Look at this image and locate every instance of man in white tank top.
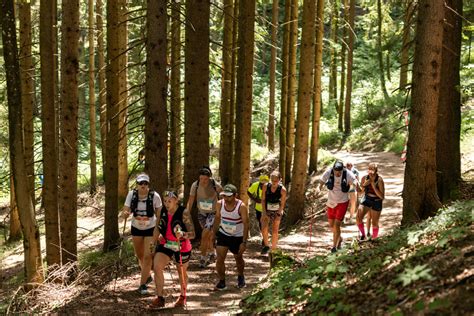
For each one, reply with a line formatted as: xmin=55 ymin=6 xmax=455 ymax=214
xmin=212 ymin=184 xmax=249 ymax=290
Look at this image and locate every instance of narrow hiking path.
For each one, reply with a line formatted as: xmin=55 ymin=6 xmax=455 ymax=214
xmin=1 ymin=151 xmax=405 ymax=314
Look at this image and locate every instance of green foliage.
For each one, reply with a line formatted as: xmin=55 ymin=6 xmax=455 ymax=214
xmin=78 ymin=240 xmax=135 ymax=270
xmin=241 ymin=200 xmax=473 ymax=314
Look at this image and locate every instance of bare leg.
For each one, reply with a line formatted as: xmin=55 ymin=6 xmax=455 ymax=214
xmin=261 ymin=216 xmax=270 ymax=247
xmin=271 ymin=218 xmax=281 ymax=251
xmin=154 ymin=252 xmax=171 ymax=297
xmin=140 ymin=236 xmax=154 ymax=285
xmin=216 ymin=246 xmax=228 ymax=281
xmin=175 ymin=261 xmax=189 ymax=296
xmin=234 ymin=252 xmax=245 ymax=276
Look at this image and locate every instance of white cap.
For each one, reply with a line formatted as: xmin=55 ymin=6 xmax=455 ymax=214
xmin=136 ymin=174 xmax=150 ymax=183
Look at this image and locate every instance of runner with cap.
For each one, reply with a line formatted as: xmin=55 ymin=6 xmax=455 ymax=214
xmin=247 ymin=174 xmax=269 ymax=249
xmin=318 ymin=161 xmax=356 ymax=253
xmin=186 ymin=166 xmax=222 ymax=268
xmin=212 ymin=184 xmax=249 ymax=290
xmin=121 ymin=173 xmax=162 ymax=294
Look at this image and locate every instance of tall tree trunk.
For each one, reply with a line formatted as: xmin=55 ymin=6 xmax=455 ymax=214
xmin=377 ymin=0 xmax=389 ymax=100
xmin=267 ymin=0 xmax=278 ymax=152
xmin=228 ymin=0 xmax=239 ymax=184
xmin=329 ymin=0 xmax=338 ymax=114
xmin=1 ymin=0 xmax=44 ymax=284
xmin=402 ymin=0 xmax=444 ymax=225
xmin=285 ymin=0 xmax=298 ymax=185
xmin=279 ymin=0 xmax=291 ymax=183
xmin=399 ymin=0 xmax=414 ymax=91
xmin=436 ymin=0 xmax=462 ymax=203
xmin=97 ymin=0 xmax=107 ymax=171
xmin=169 ymin=0 xmax=182 ymax=189
xmin=219 ymin=0 xmax=234 ymax=184
xmin=233 ymin=0 xmax=255 ymax=204
xmin=88 ymin=0 xmax=97 ymax=194
xmin=40 ymin=0 xmax=60 ymax=266
xmin=19 ymin=1 xmax=35 ymax=206
xmin=288 ymin=0 xmax=316 ymax=225
xmin=9 ymin=171 xmax=22 ymax=242
xmin=184 ymin=0 xmax=210 ymax=233
xmin=118 ymin=2 xmax=128 ymax=205
xmin=339 ymin=0 xmax=348 ymax=131
xmin=59 ymin=0 xmax=79 ymax=263
xmin=309 ymin=0 xmax=325 ymax=174
xmin=343 ymin=0 xmax=355 ymax=135
xmin=145 ymin=0 xmax=168 ymax=194
xmin=104 ymin=0 xmax=122 ymax=251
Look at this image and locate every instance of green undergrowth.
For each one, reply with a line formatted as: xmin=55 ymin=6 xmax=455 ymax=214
xmin=241 ymin=200 xmax=474 ymax=314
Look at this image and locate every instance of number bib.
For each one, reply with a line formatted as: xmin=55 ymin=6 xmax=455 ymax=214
xmin=133 ymin=217 xmax=151 ymax=229
xmin=198 ymin=200 xmax=214 ymax=212
xmin=267 ymin=202 xmax=280 ymax=211
xmin=221 ymin=220 xmax=237 ymax=234
xmin=164 ymin=240 xmax=180 ymax=251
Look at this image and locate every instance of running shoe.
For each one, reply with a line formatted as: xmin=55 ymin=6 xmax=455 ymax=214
xmin=261 ymin=246 xmax=270 ymax=255
xmin=237 ymin=275 xmax=246 ymax=288
xmin=215 ymin=280 xmax=226 ymax=290
xmin=151 ymin=296 xmax=165 ymax=308
xmin=330 ymin=247 xmax=337 ymax=253
xmin=174 ymin=295 xmax=186 ymax=307
xmin=359 ymin=235 xmax=366 ymax=241
xmin=138 ymin=284 xmax=148 ymax=295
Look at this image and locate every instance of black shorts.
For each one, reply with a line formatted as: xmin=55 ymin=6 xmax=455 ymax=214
xmin=361 ymin=195 xmax=383 ymax=212
xmin=266 ymin=210 xmax=282 ymax=220
xmin=131 ymin=226 xmax=154 ymax=237
xmin=156 ymin=244 xmax=191 ymax=264
xmin=256 ymin=210 xmax=262 ymax=229
xmin=216 ymin=231 xmax=243 ymax=255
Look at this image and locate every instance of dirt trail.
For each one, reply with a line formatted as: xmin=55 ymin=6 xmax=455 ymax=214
xmin=1 ymin=151 xmax=405 ymax=315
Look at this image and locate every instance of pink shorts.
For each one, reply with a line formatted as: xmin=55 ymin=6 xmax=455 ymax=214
xmin=327 ymin=201 xmax=349 ymax=221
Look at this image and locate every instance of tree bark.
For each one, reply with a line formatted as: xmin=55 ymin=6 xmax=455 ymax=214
xmin=97 ymin=0 xmax=107 ymax=171
xmin=145 ymin=0 xmax=169 ymax=194
xmin=284 ymin=0 xmax=298 ymax=184
xmin=184 ymin=0 xmax=211 ymax=232
xmin=339 ymin=0 xmax=348 ymax=131
xmin=288 ymin=0 xmax=316 ymax=225
xmin=343 ymin=0 xmax=355 ymax=135
xmin=104 ymin=0 xmax=122 ymax=251
xmin=309 ymin=0 xmax=325 ymax=174
xmin=40 ymin=0 xmax=60 ymax=266
xmin=402 ymin=0 xmax=444 ymax=225
xmin=170 ymin=0 xmax=183 ymax=189
xmin=1 ymin=0 xmax=44 ymax=284
xmin=19 ymin=1 xmax=35 ymax=206
xmin=399 ymin=0 xmax=415 ymax=91
xmin=377 ymin=0 xmax=389 ymax=100
xmin=329 ymin=0 xmax=338 ymax=114
xmin=233 ymin=0 xmax=255 ymax=204
xmin=88 ymin=0 xmax=97 ymax=194
xmin=219 ymin=0 xmax=234 ymax=184
xmin=267 ymin=0 xmax=278 ymax=152
xmin=436 ymin=0 xmax=462 ymax=203
xmin=9 ymin=170 xmax=22 ymax=242
xmin=279 ymin=0 xmax=291 ymax=183
xmin=59 ymin=0 xmax=79 ymax=263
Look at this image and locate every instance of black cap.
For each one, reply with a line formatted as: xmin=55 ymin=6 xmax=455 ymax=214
xmin=333 ymin=161 xmax=344 ymax=171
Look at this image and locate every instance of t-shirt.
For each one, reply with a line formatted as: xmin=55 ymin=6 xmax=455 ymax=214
xmin=124 ymin=190 xmax=162 ymax=230
xmin=190 ymin=179 xmax=222 ymax=214
xmin=247 ymin=181 xmax=263 ymax=212
xmin=320 ymin=167 xmax=356 ymax=204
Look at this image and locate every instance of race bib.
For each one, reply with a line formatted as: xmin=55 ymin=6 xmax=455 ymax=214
xmin=221 ymin=220 xmax=237 ymax=234
xmin=267 ymin=202 xmax=280 ymax=211
xmin=133 ymin=217 xmax=150 ymax=229
xmin=326 ymin=200 xmax=338 ymax=208
xmin=198 ymin=200 xmax=213 ymax=211
xmin=164 ymin=240 xmax=180 ymax=251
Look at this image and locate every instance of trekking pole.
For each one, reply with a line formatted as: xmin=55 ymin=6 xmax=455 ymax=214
xmin=176 ymin=226 xmax=186 ymax=306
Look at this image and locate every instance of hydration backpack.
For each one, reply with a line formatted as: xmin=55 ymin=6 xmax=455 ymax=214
xmin=130 ymin=189 xmax=155 ymax=217
xmin=325 ymin=168 xmax=350 ymax=193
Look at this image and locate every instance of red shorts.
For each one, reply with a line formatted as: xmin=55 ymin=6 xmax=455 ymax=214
xmin=326 ymin=201 xmax=349 ymax=221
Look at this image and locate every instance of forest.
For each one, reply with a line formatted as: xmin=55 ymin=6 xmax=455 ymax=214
xmin=0 ymin=0 xmax=473 ymax=314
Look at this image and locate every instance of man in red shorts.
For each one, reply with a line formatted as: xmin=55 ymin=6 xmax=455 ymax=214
xmin=319 ymin=160 xmax=357 ymax=253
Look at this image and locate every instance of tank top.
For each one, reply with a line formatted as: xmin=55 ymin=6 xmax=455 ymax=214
xmin=265 ymin=183 xmax=282 ymax=212
xmin=219 ymin=199 xmax=244 ymax=237
xmin=160 ymin=207 xmax=192 ymax=253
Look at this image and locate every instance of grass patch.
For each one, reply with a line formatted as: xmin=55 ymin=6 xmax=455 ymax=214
xmin=241 ymin=200 xmax=473 ymax=314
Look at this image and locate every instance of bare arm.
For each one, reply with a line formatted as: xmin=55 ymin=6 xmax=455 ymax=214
xmin=212 ymin=200 xmax=222 ymax=235
xmin=186 ymin=194 xmax=196 ymax=214
xmin=238 ymin=203 xmax=249 ymax=255
xmin=120 ymin=205 xmax=131 ymax=219
xmin=261 ymin=184 xmax=267 ymax=214
xmin=279 ymin=187 xmax=287 ymax=215
xmin=372 ymin=177 xmax=385 ymax=200
xmin=182 ymin=208 xmax=196 ymax=240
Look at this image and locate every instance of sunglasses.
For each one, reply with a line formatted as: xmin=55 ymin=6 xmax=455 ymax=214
xmin=163 ymin=190 xmax=178 ymax=198
xmin=137 ymin=181 xmax=149 ymax=186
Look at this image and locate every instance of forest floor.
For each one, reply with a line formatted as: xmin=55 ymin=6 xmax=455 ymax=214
xmin=0 ymin=149 xmax=472 ymax=314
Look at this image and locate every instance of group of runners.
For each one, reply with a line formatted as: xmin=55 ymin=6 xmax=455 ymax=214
xmin=120 ymin=160 xmax=384 ymax=308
